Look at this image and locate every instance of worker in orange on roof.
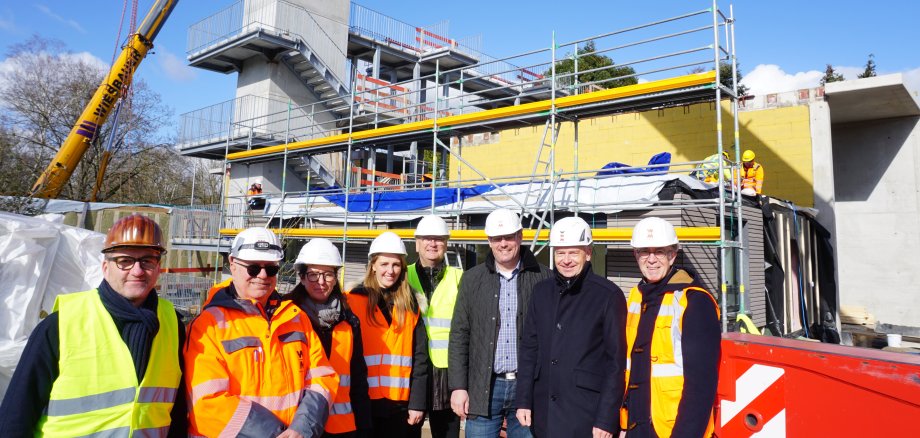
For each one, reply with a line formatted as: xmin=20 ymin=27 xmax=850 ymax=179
xmin=185 ymin=227 xmax=339 ymax=437
xmin=740 ymin=149 xmax=765 ymax=195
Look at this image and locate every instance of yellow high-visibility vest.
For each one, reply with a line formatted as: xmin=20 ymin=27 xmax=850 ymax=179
xmin=407 ymin=264 xmax=462 ymax=368
xmin=623 ymin=285 xmax=719 ymax=437
xmin=38 ymin=290 xmax=181 ymax=437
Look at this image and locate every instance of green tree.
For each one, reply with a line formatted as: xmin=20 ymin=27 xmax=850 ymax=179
xmin=691 ymin=62 xmax=747 ymax=96
xmin=819 ymin=64 xmax=845 ymax=85
xmin=547 ymin=40 xmax=638 ymax=90
xmin=857 ymin=54 xmax=877 ymax=78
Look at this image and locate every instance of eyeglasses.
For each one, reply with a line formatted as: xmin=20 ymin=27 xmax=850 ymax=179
xmin=304 ymin=271 xmax=337 ymax=282
xmin=234 ymin=261 xmax=280 ymax=277
xmin=106 ymin=255 xmax=160 ymax=271
xmin=636 ymin=248 xmax=674 ymax=260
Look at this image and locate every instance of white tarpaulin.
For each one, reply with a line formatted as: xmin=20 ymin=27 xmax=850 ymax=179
xmin=0 ymin=212 xmax=104 ymax=398
xmin=265 ymin=174 xmax=712 ymax=222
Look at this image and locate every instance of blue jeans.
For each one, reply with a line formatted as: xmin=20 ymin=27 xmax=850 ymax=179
xmin=465 ymin=377 xmax=532 ymax=438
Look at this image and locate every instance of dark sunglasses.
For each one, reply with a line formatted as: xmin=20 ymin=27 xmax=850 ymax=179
xmin=234 ymin=261 xmax=280 ymax=277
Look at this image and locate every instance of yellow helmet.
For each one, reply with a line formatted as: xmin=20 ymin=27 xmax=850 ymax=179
xmin=742 ymin=150 xmax=756 ymax=162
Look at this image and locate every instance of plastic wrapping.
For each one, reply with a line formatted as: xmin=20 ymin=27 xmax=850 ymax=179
xmin=0 ymin=212 xmax=104 ymax=398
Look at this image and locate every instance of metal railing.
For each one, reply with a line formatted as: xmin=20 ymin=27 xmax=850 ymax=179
xmin=158 ymin=273 xmax=211 ymax=322
xmin=349 ymin=3 xmax=480 ymax=57
xmin=188 ymin=0 xmax=349 ymax=83
xmin=178 ymin=94 xmax=317 ymax=147
xmin=170 ymin=204 xmax=222 ymax=240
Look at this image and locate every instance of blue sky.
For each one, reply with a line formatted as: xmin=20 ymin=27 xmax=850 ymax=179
xmin=1 ymin=0 xmax=918 ymax=139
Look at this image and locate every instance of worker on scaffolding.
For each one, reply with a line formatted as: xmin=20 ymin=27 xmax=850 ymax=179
xmin=515 ymin=217 xmax=627 ymax=438
xmin=692 ymin=151 xmax=732 ymax=185
xmin=621 ymin=217 xmax=721 ymax=437
xmin=449 ymin=208 xmax=551 ymax=438
xmin=290 ymin=238 xmax=373 ymax=437
xmin=740 ymin=149 xmax=765 ymax=195
xmin=247 ymin=180 xmax=265 ymax=210
xmin=0 ymin=214 xmax=187 ymax=437
xmin=185 ymin=227 xmax=339 ymax=437
xmin=405 ymin=216 xmax=463 ymax=438
xmin=346 ymin=232 xmax=430 ymax=437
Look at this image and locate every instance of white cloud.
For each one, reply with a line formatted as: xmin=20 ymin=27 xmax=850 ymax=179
xmin=63 ymin=51 xmax=108 ymax=71
xmin=740 ymin=64 xmax=823 ymax=96
xmin=741 ymin=63 xmax=920 ymax=97
xmin=0 ymin=9 xmax=16 ymax=33
xmin=35 ymin=4 xmax=85 ymax=34
xmin=156 ymin=46 xmax=197 ymax=82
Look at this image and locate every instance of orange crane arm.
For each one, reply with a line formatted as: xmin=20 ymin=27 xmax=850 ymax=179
xmin=31 ymin=0 xmax=178 ymax=199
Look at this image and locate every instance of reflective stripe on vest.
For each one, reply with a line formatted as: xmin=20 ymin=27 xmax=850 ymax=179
xmin=624 ymin=284 xmax=719 ymax=438
xmin=325 ymin=320 xmax=357 ymax=434
xmin=40 ymin=290 xmax=181 ymax=437
xmin=346 ymin=291 xmax=418 ymax=402
xmin=407 ymin=264 xmax=462 ymax=368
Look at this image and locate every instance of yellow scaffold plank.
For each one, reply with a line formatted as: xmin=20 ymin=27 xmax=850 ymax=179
xmin=219 ymin=226 xmax=721 ymax=243
xmin=225 ymin=71 xmax=717 ymax=161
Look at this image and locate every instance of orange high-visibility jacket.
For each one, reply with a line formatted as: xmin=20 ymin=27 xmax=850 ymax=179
xmin=741 ymin=162 xmax=765 ymax=194
xmin=185 ymin=286 xmax=339 ymax=437
xmin=325 ymin=321 xmax=358 ymax=434
xmin=346 ymin=290 xmax=418 ymax=403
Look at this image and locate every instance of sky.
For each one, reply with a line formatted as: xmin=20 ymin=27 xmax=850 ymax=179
xmin=1 ymin=0 xmax=919 ymax=139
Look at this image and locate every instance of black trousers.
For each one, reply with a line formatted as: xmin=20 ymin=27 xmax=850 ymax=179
xmin=428 ymin=408 xmax=461 ymax=438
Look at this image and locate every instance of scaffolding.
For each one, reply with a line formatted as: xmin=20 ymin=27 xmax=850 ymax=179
xmin=198 ymin=1 xmax=746 ymax=329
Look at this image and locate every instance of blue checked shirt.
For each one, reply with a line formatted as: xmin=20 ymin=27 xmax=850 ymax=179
xmin=493 ymin=262 xmax=521 ymax=373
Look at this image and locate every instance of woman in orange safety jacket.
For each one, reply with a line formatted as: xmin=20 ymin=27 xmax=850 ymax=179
xmin=185 ymin=227 xmax=340 ymax=437
xmin=291 ymin=238 xmax=373 ymax=438
xmin=346 ymin=232 xmax=430 ymax=438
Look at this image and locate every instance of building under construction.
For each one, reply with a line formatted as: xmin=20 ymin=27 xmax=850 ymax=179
xmin=168 ymin=0 xmax=920 ymax=341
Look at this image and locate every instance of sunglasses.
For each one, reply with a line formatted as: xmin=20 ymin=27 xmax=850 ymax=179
xmin=234 ymin=261 xmax=280 ymax=277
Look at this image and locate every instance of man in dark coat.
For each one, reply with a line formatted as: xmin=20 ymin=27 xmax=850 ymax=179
xmin=449 ymin=208 xmax=551 ymax=438
xmin=516 ymin=216 xmax=627 ymax=438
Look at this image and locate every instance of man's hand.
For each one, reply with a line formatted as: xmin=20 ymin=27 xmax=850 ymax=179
xmin=516 ymin=408 xmax=532 ymax=427
xmin=408 ymin=409 xmax=425 ymax=425
xmin=277 ymin=429 xmax=304 ymax=438
xmin=450 ymin=389 xmax=470 ymax=419
xmin=592 ymin=427 xmax=612 ymax=438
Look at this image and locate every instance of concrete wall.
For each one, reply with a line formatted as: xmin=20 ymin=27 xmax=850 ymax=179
xmin=450 ymin=102 xmax=816 ymax=206
xmin=832 ymin=115 xmax=920 ymax=329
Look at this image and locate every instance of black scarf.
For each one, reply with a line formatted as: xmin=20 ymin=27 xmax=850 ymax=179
xmin=98 ymin=279 xmax=160 ymax=381
xmin=414 ymin=260 xmax=446 ymax=299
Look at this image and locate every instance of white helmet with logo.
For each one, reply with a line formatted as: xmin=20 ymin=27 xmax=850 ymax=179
xmin=549 ymin=217 xmax=593 ymax=247
xmin=369 ymin=231 xmax=407 ymax=257
xmin=484 ymin=208 xmax=522 ymax=237
xmin=630 ymin=217 xmax=679 ymax=248
xmin=294 ymin=238 xmax=343 ymax=268
xmin=231 ymin=227 xmax=283 ymax=261
xmin=415 ymin=215 xmax=450 ymax=237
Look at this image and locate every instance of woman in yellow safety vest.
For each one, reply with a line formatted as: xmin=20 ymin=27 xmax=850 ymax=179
xmin=346 ymin=232 xmax=430 ymax=438
xmin=291 ymin=238 xmax=373 ymax=438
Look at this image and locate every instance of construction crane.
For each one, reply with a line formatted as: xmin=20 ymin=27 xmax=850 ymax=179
xmin=30 ymin=0 xmax=178 ymax=199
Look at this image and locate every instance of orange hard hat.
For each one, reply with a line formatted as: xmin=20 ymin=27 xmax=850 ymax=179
xmin=102 ymin=214 xmax=167 ymax=254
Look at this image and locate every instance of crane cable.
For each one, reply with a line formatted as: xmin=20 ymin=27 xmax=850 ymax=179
xmin=92 ymin=0 xmax=139 ymax=202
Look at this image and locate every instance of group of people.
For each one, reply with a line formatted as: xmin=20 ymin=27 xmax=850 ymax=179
xmin=0 ymin=209 xmax=721 ymax=438
xmin=696 ymin=149 xmax=765 ymax=196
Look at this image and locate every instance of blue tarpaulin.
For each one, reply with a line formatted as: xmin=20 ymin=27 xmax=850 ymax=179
xmin=595 ymin=152 xmax=671 ymax=177
xmin=323 ymin=184 xmax=497 ymax=212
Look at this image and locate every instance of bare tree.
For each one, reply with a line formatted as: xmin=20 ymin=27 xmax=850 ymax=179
xmin=0 ymin=35 xmax=183 ymax=204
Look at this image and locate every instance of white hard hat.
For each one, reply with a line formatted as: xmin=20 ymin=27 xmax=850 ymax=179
xmin=295 ymin=238 xmax=342 ymax=267
xmin=484 ymin=208 xmax=522 ymax=237
xmin=741 ymin=188 xmax=757 ymax=197
xmin=630 ymin=217 xmax=679 ymax=248
xmin=415 ymin=215 xmax=450 ymax=237
xmin=231 ymin=227 xmax=283 ymax=262
xmin=369 ymin=231 xmax=407 ymax=257
xmin=550 ymin=216 xmax=593 ymax=247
